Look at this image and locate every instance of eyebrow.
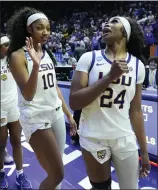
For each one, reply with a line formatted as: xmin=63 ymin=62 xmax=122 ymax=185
xmin=37 ymin=23 xmax=45 ymax=26
xmin=36 ymin=23 xmax=50 ymax=27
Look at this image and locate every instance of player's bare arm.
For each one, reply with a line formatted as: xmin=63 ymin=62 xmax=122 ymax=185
xmin=56 ymin=85 xmax=72 ymax=119
xmin=69 ymin=70 xmax=112 ymax=111
xmin=9 ymin=37 xmax=42 ymax=101
xmin=9 ymin=50 xmax=39 ymax=101
xmin=129 ymin=84 xmax=150 ymax=177
xmin=56 ymin=85 xmax=77 ymax=136
xmin=70 ymin=59 xmax=128 ymax=111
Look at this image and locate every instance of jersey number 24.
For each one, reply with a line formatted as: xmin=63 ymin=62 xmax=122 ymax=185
xmin=99 ymin=72 xmax=132 ymax=109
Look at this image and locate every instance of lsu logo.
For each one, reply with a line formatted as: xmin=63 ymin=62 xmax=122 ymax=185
xmin=97 ymin=150 xmax=107 ymax=160
xmin=39 ymin=63 xmax=54 ymax=72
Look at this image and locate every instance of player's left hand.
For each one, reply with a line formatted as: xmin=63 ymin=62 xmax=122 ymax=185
xmin=67 ymin=115 xmax=77 ymax=136
xmin=139 ymin=152 xmax=151 ymax=178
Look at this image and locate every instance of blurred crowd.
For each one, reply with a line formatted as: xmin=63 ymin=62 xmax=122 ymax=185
xmin=1 ymin=1 xmax=158 ymax=66
xmin=44 ymin=1 xmax=158 ymax=65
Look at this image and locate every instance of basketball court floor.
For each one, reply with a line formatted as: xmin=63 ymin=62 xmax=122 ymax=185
xmin=5 ymin=129 xmax=158 ymax=189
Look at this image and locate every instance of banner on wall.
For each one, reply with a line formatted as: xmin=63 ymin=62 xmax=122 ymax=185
xmin=141 ymin=100 xmax=158 ymax=156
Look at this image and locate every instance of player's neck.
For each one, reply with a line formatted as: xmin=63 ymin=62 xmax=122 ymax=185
xmin=33 ymin=42 xmax=39 ymax=52
xmin=32 ymin=40 xmax=43 ymax=52
xmin=106 ymin=42 xmax=127 ymax=59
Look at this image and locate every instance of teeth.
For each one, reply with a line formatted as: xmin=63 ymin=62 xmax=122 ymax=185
xmin=104 ymin=29 xmax=110 ymax=32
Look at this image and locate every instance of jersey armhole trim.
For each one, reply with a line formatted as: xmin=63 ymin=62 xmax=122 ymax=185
xmin=23 ymin=49 xmax=29 ymax=74
xmin=136 ymin=58 xmax=139 ymax=84
xmin=88 ymin=51 xmax=96 ymax=73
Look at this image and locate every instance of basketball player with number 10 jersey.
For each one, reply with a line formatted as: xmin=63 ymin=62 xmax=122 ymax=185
xmin=18 ymin=47 xmax=63 ymax=142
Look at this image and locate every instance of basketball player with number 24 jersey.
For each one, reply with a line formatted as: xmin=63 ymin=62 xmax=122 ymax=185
xmin=70 ymin=16 xmax=150 ymax=189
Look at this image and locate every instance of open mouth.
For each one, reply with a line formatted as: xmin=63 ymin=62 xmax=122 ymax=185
xmin=103 ymin=28 xmax=112 ymax=34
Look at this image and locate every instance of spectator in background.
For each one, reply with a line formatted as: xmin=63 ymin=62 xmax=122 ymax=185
xmin=143 ymin=57 xmax=158 ymax=89
xmin=152 ymin=14 xmax=158 ymax=43
xmin=91 ymin=32 xmax=100 ymax=50
xmin=148 ymin=11 xmax=155 ymax=22
xmin=74 ymin=37 xmax=86 ymax=61
xmin=69 ymin=58 xmax=77 ymax=80
xmin=56 ymin=41 xmax=63 ymax=53
xmin=83 ymin=34 xmax=90 ymax=50
xmin=68 ymin=52 xmax=77 ymax=66
xmin=65 ymin=43 xmax=72 ymax=55
xmin=62 ymin=49 xmax=69 ymax=64
xmin=3 ymin=1 xmax=157 ymax=67
xmin=137 ymin=13 xmax=148 ymax=25
xmin=144 ymin=20 xmax=155 ymax=45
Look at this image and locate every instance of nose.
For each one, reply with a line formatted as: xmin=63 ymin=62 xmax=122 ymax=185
xmin=104 ymin=22 xmax=111 ymax=28
xmin=42 ymin=28 xmax=49 ymax=36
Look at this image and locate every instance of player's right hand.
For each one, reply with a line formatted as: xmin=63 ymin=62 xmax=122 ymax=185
xmin=108 ymin=59 xmax=129 ymax=81
xmin=25 ymin=37 xmax=42 ymax=67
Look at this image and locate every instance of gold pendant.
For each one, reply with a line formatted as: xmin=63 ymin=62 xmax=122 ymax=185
xmin=1 ymin=74 xmax=7 ymax=81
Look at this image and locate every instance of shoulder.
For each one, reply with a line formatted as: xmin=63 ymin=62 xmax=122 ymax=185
xmin=9 ymin=48 xmax=27 ymax=68
xmin=128 ymin=54 xmax=145 ymax=84
xmin=129 ymin=54 xmax=145 ymax=69
xmin=10 ymin=49 xmax=26 ymax=62
xmin=81 ymin=51 xmax=94 ymax=58
xmin=80 ymin=50 xmax=101 ymax=60
xmin=10 ymin=49 xmax=25 ymax=60
xmin=76 ymin=51 xmax=94 ymax=73
xmin=132 ymin=55 xmax=145 ymax=84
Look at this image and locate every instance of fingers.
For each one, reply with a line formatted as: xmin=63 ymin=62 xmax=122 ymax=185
xmin=30 ymin=37 xmax=34 ymax=48
xmin=144 ymin=165 xmax=151 ymax=176
xmin=25 ymin=37 xmax=33 ymax=50
xmin=118 ymin=63 xmax=129 ymax=73
xmin=114 ymin=59 xmax=126 ymax=62
xmin=37 ymin=43 xmax=42 ymax=52
xmin=70 ymin=128 xmax=76 ymax=136
xmin=70 ymin=129 xmax=74 ymax=136
xmin=139 ymin=165 xmax=151 ymax=178
xmin=114 ymin=60 xmax=128 ymax=69
xmin=70 ymin=122 xmax=77 ymax=136
xmin=25 ymin=37 xmax=30 ymax=50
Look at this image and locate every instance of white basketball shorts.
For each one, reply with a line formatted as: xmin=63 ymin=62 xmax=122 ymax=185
xmin=1 ymin=101 xmax=20 ymax=127
xmin=80 ymin=134 xmax=138 ymax=164
xmin=19 ymin=106 xmax=64 ymax=142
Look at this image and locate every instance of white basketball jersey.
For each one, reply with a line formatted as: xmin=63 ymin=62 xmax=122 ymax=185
xmin=1 ymin=56 xmax=18 ymax=106
xmin=76 ymin=50 xmax=145 ymax=139
xmin=18 ymin=48 xmax=62 ymax=123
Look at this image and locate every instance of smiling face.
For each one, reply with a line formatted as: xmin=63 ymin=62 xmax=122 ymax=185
xmin=27 ymin=18 xmax=51 ymax=44
xmin=149 ymin=61 xmax=157 ymax=70
xmin=102 ymin=17 xmax=126 ymax=45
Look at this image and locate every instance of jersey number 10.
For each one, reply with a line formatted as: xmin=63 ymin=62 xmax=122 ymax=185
xmin=42 ymin=73 xmax=54 ymax=90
